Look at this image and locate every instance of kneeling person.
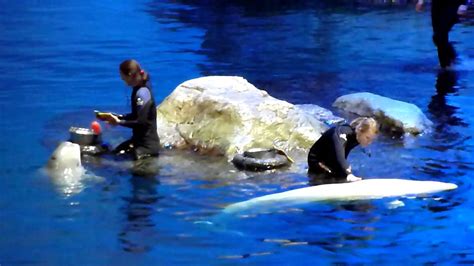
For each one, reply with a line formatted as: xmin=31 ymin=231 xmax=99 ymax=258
xmin=97 ymin=59 xmax=160 ymax=160
xmin=307 ymin=117 xmax=378 ymax=183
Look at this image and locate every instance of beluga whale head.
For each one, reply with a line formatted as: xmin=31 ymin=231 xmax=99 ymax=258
xmin=46 ymin=141 xmax=85 ymax=195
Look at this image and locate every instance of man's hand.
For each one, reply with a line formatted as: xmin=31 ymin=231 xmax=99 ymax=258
xmin=347 ymin=174 xmax=362 ymax=182
xmin=415 ymin=0 xmax=424 ymax=12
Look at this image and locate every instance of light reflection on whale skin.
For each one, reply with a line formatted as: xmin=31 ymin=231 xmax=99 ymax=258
xmin=44 ymin=141 xmax=106 ymax=196
xmin=45 ymin=141 xmax=86 ymax=196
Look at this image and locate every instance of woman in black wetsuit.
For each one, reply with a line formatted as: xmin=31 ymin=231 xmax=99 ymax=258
xmin=307 ymin=117 xmax=378 ymax=183
xmin=97 ymin=59 xmax=160 ymax=160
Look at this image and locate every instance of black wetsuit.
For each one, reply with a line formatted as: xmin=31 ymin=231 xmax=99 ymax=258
xmin=307 ymin=124 xmax=359 ymax=181
xmin=114 ymin=79 xmax=160 ymax=160
xmin=431 ymin=0 xmax=467 ymax=68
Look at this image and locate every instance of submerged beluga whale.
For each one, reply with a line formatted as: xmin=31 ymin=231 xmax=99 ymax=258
xmin=222 ymin=179 xmax=458 ymax=214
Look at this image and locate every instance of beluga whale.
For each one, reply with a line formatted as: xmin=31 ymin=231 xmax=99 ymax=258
xmin=223 ymin=178 xmax=458 ymax=214
xmin=46 ymin=141 xmax=86 ymax=195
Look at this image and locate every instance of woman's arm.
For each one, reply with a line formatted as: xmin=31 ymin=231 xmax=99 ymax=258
xmin=331 ymin=131 xmax=352 ymax=177
xmin=117 ymin=87 xmax=152 ymax=129
xmin=331 ymin=131 xmax=362 ymax=182
xmin=107 ymin=87 xmax=151 ymax=128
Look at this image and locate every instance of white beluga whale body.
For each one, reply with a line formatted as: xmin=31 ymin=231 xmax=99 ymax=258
xmin=46 ymin=141 xmax=85 ymax=195
xmin=223 ymin=179 xmax=458 ymax=214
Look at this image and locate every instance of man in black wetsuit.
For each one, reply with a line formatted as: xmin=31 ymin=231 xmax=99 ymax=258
xmin=416 ymin=0 xmax=469 ymax=68
xmin=307 ymin=117 xmax=378 ymax=184
xmin=98 ymin=60 xmax=160 ymax=160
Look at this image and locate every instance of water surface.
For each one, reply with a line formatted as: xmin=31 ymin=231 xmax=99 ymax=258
xmin=1 ymin=0 xmax=474 ymax=265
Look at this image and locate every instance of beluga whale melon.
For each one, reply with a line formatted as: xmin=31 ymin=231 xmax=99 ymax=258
xmin=46 ymin=141 xmax=86 ymax=195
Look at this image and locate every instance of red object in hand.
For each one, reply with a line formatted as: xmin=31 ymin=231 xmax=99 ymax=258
xmin=91 ymin=121 xmax=102 ymax=134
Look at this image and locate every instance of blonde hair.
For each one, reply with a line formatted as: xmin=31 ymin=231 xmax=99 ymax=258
xmin=350 ymin=117 xmax=378 ymax=135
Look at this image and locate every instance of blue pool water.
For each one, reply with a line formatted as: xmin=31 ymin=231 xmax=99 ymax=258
xmin=1 ymin=0 xmax=474 ymax=265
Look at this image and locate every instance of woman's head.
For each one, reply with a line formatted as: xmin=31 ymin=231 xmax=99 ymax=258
xmin=119 ymin=59 xmax=148 ymax=87
xmin=350 ymin=117 xmax=378 ymax=147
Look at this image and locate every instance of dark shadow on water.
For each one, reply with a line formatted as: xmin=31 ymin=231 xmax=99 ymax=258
xmin=250 ymin=200 xmax=380 ymax=253
xmin=425 ymin=69 xmax=470 ymax=149
xmin=426 ymin=70 xmax=470 ymax=151
xmin=118 ymin=162 xmax=163 ymax=253
xmin=131 ymin=156 xmax=161 ymax=178
xmin=155 ymin=0 xmax=417 ymax=16
xmin=428 ymin=70 xmax=467 ymax=128
xmin=423 ymin=194 xmax=463 ymax=213
xmin=417 ymin=70 xmax=472 ymax=179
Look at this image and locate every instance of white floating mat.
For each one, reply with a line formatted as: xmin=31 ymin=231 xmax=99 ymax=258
xmin=223 ymin=179 xmax=457 ymax=213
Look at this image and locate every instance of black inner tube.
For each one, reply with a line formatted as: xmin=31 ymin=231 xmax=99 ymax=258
xmin=232 ymin=149 xmax=291 ymax=171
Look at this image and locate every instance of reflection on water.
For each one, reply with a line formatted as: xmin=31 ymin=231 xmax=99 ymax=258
xmin=429 ymin=70 xmax=466 ymax=128
xmin=119 ymin=175 xmax=162 ymax=253
xmin=1 ymin=0 xmax=474 ymax=264
xmin=131 ymin=157 xmax=161 ymax=178
xmin=217 ymin=195 xmax=466 ymax=263
xmin=418 ymin=70 xmax=474 ymax=180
